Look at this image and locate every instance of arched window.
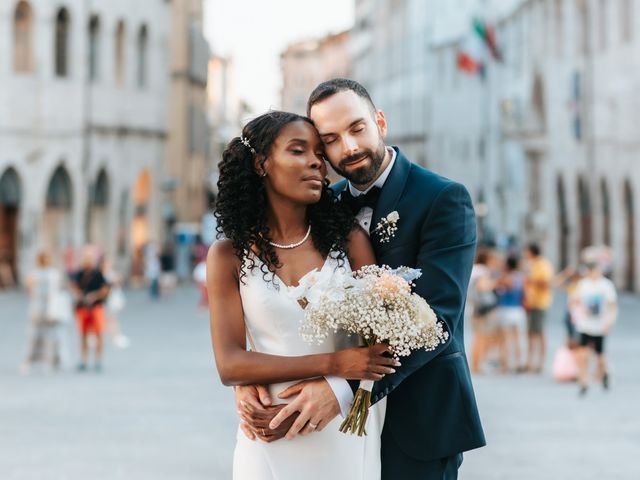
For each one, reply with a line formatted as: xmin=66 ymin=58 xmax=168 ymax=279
xmin=115 ymin=20 xmax=126 ymax=86
xmin=575 ymin=0 xmax=589 ymax=55
xmin=93 ymin=169 xmax=110 ymax=206
xmin=554 ymin=0 xmax=563 ymax=57
xmin=89 ymin=15 xmax=100 ymax=81
xmin=532 ymin=73 xmax=546 ymax=131
xmin=46 ymin=166 xmax=73 ymax=208
xmin=621 ymin=0 xmax=634 ymax=43
xmin=0 ymin=168 xmax=21 ymax=207
xmin=55 ymin=8 xmax=70 ymax=77
xmin=13 ymin=1 xmax=33 ymax=72
xmin=137 ymin=25 xmax=148 ymax=88
xmin=601 ymin=178 xmax=611 ymax=246
xmin=599 ymin=0 xmax=608 ymax=50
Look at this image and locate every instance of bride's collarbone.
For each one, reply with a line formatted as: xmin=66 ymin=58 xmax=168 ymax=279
xmin=273 ymin=247 xmax=329 ymax=288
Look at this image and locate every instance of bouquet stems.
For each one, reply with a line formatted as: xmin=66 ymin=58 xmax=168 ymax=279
xmin=339 ymin=336 xmax=377 ymax=436
xmin=339 ymin=380 xmax=373 ymax=436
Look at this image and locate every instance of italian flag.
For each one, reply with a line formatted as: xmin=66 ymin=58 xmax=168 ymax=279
xmin=473 ymin=18 xmax=502 ymax=62
xmin=457 ymin=28 xmax=486 ymax=77
xmin=457 ymin=51 xmax=482 ymax=74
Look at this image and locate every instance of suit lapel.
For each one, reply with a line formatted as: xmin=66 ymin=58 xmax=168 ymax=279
xmin=371 ymin=146 xmax=411 ymax=252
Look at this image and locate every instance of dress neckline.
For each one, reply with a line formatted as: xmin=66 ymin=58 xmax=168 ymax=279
xmin=247 ymin=250 xmax=333 ymax=289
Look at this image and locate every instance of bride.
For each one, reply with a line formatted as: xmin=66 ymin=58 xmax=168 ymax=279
xmin=207 ymin=111 xmax=394 ymax=479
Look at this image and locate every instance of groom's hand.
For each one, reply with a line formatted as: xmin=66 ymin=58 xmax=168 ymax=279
xmin=269 ymin=378 xmax=340 ymax=440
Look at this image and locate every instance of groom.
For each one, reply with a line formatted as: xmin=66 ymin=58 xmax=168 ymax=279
xmin=238 ymin=78 xmax=485 ymax=478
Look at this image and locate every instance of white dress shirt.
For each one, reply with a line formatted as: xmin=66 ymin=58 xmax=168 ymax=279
xmin=326 ymin=147 xmax=397 ymax=417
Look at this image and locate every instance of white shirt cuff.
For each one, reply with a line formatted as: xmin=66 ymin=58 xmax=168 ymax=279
xmin=325 ymin=376 xmax=354 ymax=418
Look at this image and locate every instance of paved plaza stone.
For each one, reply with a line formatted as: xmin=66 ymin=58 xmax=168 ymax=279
xmin=1 ymin=286 xmax=639 ymax=479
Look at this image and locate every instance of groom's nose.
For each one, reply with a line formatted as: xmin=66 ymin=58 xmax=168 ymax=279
xmin=341 ymin=135 xmax=358 ymax=157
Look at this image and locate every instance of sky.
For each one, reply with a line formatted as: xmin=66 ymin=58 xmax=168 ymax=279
xmin=204 ymin=0 xmax=355 ymax=113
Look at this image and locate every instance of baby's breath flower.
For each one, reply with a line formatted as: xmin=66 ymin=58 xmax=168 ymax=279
xmin=289 ymin=263 xmax=448 ymax=437
xmin=290 ymin=264 xmax=448 ymax=358
xmin=373 ymin=211 xmax=400 ymax=243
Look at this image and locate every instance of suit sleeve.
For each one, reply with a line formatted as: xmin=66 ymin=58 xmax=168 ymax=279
xmin=370 ymin=182 xmax=477 ymax=404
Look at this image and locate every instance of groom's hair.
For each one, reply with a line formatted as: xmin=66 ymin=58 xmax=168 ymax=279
xmin=307 ymin=78 xmax=376 ymax=116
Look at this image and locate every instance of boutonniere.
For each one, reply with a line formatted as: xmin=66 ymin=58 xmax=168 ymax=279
xmin=373 ymin=211 xmax=399 ymax=243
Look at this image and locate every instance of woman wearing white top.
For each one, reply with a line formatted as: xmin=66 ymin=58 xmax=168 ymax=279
xmin=21 ymin=252 xmax=70 ymax=374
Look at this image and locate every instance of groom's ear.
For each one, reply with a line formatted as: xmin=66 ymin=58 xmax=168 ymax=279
xmin=375 ymin=110 xmax=387 ymax=139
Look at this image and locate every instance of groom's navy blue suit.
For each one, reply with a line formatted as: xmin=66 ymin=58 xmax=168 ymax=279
xmin=334 ymin=147 xmax=485 ymax=479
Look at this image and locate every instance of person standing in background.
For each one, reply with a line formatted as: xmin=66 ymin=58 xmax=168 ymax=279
xmin=571 ymin=259 xmax=617 ymax=396
xmin=523 ymin=243 xmax=554 ymax=373
xmin=71 ymin=250 xmax=110 ymax=371
xmin=193 ymin=257 xmax=208 ymax=308
xmin=496 ymin=255 xmax=526 ymax=373
xmin=159 ymin=243 xmax=177 ymax=296
xmin=20 ymin=252 xmax=69 ymax=374
xmin=144 ymin=243 xmax=161 ymax=300
xmin=554 ymin=266 xmax=584 ymax=348
xmin=469 ymin=249 xmax=498 ymax=374
xmin=100 ymin=256 xmax=130 ymax=349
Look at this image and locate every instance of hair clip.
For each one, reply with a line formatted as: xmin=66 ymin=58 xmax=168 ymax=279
xmin=240 ymin=135 xmax=256 ymax=155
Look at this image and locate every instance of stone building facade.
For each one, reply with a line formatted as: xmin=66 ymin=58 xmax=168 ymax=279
xmin=350 ymin=0 xmax=640 ymax=290
xmin=0 ymin=0 xmax=170 ymax=281
xmin=281 ymin=30 xmax=351 ymax=115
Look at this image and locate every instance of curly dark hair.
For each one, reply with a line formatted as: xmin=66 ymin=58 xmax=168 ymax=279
xmin=214 ymin=110 xmax=356 ymax=285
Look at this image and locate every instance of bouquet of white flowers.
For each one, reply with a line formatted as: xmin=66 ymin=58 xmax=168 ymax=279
xmin=288 ymin=264 xmax=448 ymax=436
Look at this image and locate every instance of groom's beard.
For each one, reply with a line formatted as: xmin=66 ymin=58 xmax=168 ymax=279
xmin=333 ymin=142 xmax=386 ymax=186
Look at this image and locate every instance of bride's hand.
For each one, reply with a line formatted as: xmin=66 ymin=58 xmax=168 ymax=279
xmin=235 ymin=385 xmax=273 ymax=441
xmin=329 ymin=344 xmax=400 ymax=380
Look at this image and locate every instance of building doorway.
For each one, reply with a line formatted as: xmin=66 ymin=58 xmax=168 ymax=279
xmin=42 ymin=165 xmax=73 ymax=267
xmin=556 ymin=175 xmax=569 ymax=269
xmin=577 ymin=176 xmax=593 ymax=250
xmin=131 ymin=170 xmax=151 ymax=279
xmin=0 ymin=168 xmax=21 ymax=285
xmin=624 ymin=179 xmax=636 ymax=291
xmin=89 ymin=169 xmax=110 ymax=250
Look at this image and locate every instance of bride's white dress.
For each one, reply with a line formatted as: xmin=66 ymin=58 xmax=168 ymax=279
xmin=233 ymin=251 xmax=386 ymax=480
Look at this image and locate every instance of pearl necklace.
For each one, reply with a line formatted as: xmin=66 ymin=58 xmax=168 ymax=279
xmin=268 ymin=225 xmax=311 ymax=249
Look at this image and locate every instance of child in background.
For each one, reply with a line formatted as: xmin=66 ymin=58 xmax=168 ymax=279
xmin=571 ymin=259 xmax=618 ymax=396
